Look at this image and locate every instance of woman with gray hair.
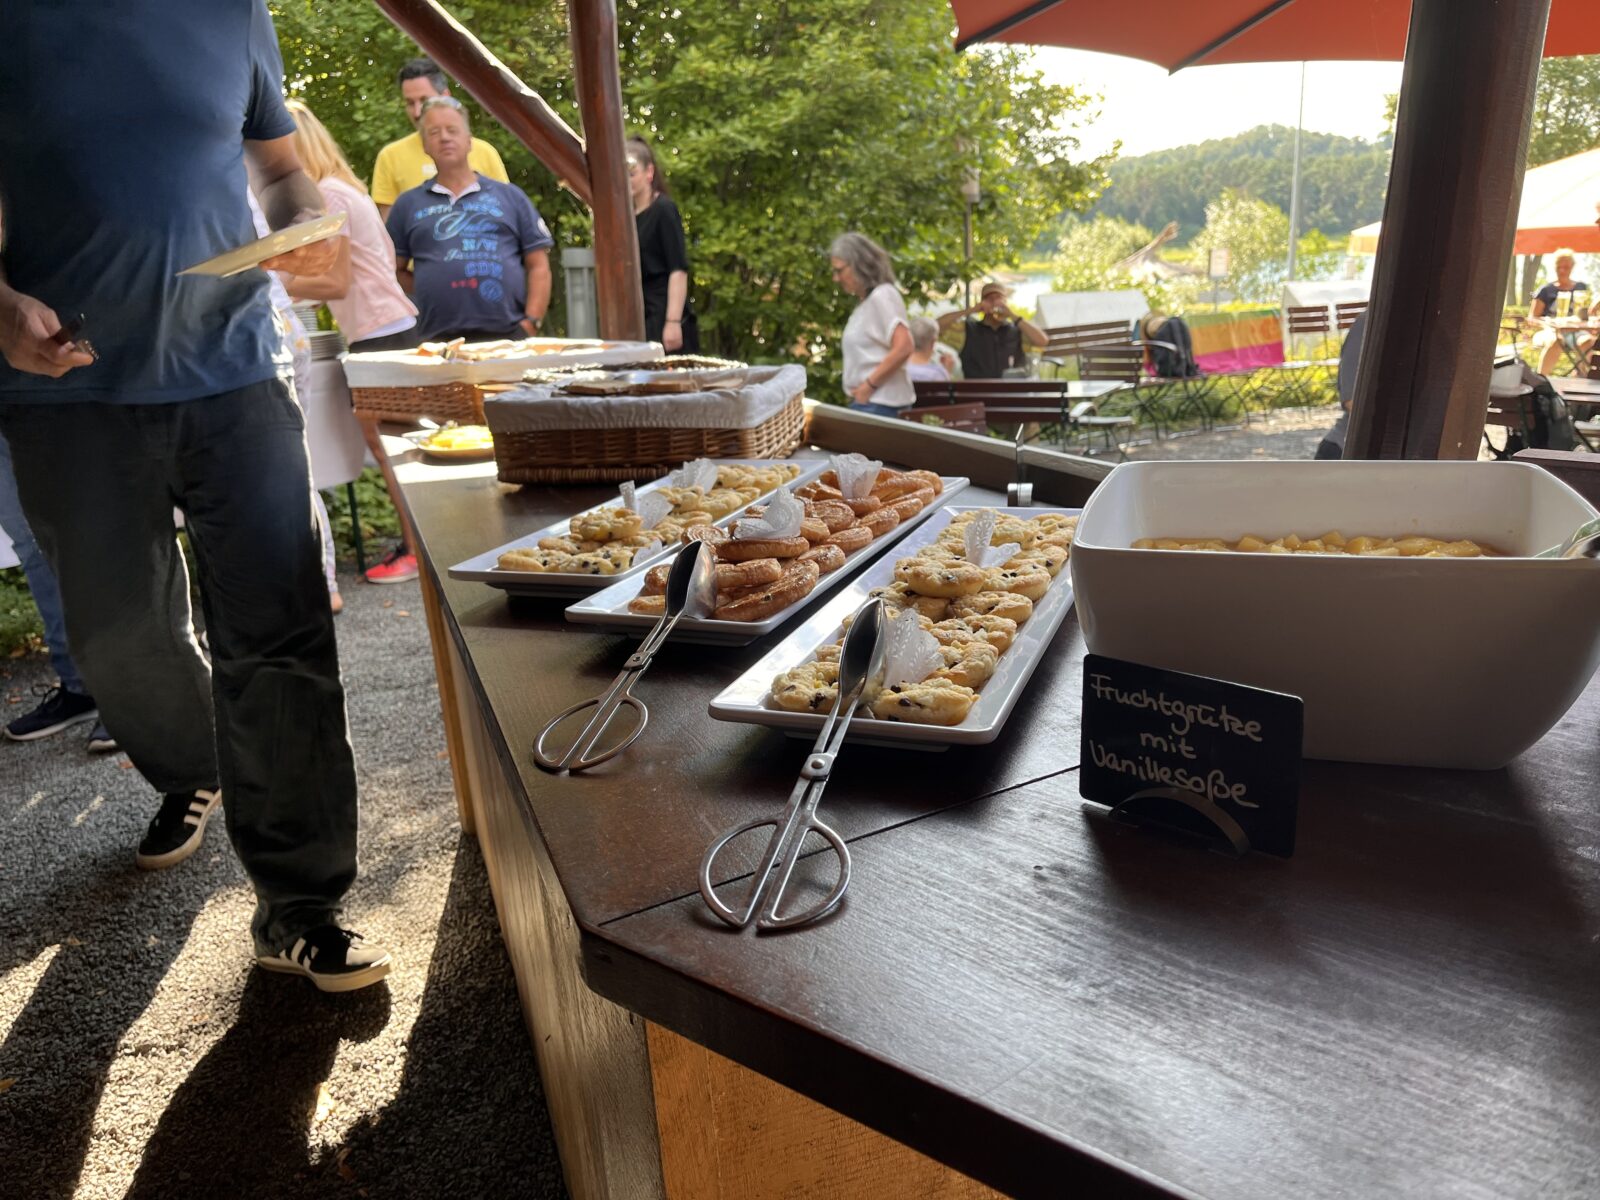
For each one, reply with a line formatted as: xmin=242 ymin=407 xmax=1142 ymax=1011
xmin=830 ymin=232 xmax=914 ymax=415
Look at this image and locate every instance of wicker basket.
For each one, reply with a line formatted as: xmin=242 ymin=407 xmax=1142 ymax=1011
xmin=491 ymin=390 xmax=805 ymax=485
xmin=349 ymin=381 xmax=484 ymax=427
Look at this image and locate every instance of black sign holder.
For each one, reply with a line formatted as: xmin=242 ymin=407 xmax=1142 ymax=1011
xmin=1080 ymin=654 xmax=1303 ymax=859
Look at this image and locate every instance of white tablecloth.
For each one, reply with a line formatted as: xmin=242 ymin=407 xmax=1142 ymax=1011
xmin=304 ymin=358 xmax=373 ymax=490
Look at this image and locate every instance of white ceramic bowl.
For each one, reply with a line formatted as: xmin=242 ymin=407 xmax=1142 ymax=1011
xmin=1070 ymin=460 xmax=1600 ymax=768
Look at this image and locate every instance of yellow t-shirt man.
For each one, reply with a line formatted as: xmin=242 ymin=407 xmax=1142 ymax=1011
xmin=371 ymin=132 xmax=509 ymax=207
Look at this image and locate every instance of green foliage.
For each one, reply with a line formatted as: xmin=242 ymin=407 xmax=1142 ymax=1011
xmin=268 ymin=0 xmax=1109 ymax=400
xmin=321 ymin=469 xmax=403 ymax=560
xmin=621 ymin=2 xmax=1108 ymax=395
xmin=1194 ymin=189 xmax=1291 ymax=303
xmin=0 ymin=567 xmax=44 ymax=659
xmin=1050 ymin=216 xmax=1155 ymax=292
xmin=1528 ymin=55 xmax=1600 ymax=166
xmin=1090 ymin=125 xmax=1390 ymax=244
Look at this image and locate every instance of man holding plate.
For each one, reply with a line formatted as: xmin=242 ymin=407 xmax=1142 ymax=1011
xmin=0 ymin=0 xmax=390 ymax=992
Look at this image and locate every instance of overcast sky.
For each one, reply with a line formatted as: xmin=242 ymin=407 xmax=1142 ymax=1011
xmin=1030 ymin=49 xmax=1406 ymax=158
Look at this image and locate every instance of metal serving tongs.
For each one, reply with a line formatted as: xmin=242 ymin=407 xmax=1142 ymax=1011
xmin=698 ymin=598 xmax=886 ymax=931
xmin=533 ymin=539 xmax=716 ymax=773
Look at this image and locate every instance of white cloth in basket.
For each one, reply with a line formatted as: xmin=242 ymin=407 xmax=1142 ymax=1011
xmin=341 ymin=339 xmax=662 ymax=387
xmin=482 ymin=364 xmax=806 ymax=433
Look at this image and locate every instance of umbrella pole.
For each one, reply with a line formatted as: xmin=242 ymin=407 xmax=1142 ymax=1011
xmin=1345 ymin=0 xmax=1551 ymax=459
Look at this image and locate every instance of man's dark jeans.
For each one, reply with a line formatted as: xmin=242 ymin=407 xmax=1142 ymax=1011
xmin=0 ymin=379 xmax=358 ymax=950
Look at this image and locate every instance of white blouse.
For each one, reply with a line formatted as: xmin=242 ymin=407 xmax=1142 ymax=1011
xmin=840 ymin=283 xmax=914 ymax=408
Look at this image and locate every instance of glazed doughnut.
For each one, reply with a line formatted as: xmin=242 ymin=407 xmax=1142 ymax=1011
xmin=983 ymin=565 xmax=1051 ymax=601
xmin=948 ymin=590 xmax=1034 ymax=624
xmin=717 ymin=535 xmax=810 ymax=561
xmin=642 ymin=564 xmax=671 ymax=595
xmin=889 ymin=494 xmax=927 ymax=521
xmin=893 ymin=558 xmax=986 ymax=598
xmin=798 ymin=543 xmax=848 ymax=574
xmin=627 ymin=594 xmax=667 ymax=615
xmin=682 ymin=523 xmax=728 ymax=545
xmin=858 ymin=506 xmax=901 ymax=538
xmin=713 ymin=560 xmax=820 ymax=621
xmin=796 ymin=480 xmax=844 ymax=502
xmin=770 ymin=660 xmax=841 ymax=712
xmin=800 ymin=517 xmax=832 ymax=543
xmin=811 ymin=500 xmax=857 ymax=532
xmin=844 ymin=495 xmax=883 ymax=517
xmin=869 ymin=678 xmax=977 ymax=725
xmin=824 ymin=525 xmax=873 ymax=553
xmin=869 ymin=472 xmax=920 ymax=501
xmin=716 ymin=557 xmax=784 ymax=591
xmin=903 ymin=469 xmax=943 ymax=495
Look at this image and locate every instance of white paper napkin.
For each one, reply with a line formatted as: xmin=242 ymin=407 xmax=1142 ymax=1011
xmin=962 ymin=510 xmax=1020 ymax=568
xmin=830 ymin=452 xmax=883 ymax=499
xmin=734 ymin=485 xmax=803 ymax=540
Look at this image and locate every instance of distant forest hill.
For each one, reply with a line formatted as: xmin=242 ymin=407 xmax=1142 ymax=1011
xmin=1090 ymin=124 xmax=1392 ymax=244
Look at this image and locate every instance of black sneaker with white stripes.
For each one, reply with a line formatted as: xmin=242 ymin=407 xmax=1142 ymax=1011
xmin=134 ymin=787 xmax=222 ymax=870
xmin=257 ymin=924 xmax=392 ymax=993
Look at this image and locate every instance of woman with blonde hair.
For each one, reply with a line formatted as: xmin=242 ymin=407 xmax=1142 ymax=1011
xmin=279 ymin=99 xmax=418 ymax=355
xmin=829 ymin=232 xmax=914 ymax=415
xmin=279 ymin=98 xmax=422 ymax=584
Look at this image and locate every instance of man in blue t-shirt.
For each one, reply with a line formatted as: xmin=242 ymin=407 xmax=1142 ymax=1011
xmin=386 ymin=98 xmax=553 ymax=341
xmin=0 ymin=0 xmax=389 ymax=992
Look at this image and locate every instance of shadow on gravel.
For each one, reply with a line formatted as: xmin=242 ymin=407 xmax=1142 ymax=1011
xmin=125 ymin=973 xmax=392 ymax=1199
xmin=334 ymin=838 xmax=567 ymax=1199
xmin=0 ymin=855 xmax=204 ymax=1200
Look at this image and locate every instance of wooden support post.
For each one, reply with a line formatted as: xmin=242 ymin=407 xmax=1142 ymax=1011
xmin=1345 ymin=0 xmax=1552 ymax=460
xmin=373 ymin=0 xmax=594 ymax=206
xmin=569 ymin=0 xmax=647 ymax=341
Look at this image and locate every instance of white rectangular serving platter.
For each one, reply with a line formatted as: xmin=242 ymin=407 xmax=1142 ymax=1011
xmin=707 ymin=505 xmax=1079 ymax=748
xmin=564 ymin=478 xmax=971 ymax=645
xmin=447 ymin=458 xmax=828 ymax=599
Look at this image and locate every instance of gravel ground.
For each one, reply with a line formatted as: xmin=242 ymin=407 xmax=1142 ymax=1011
xmin=1119 ymin=405 xmax=1341 ymax=462
xmin=0 ymin=572 xmax=567 ymax=1199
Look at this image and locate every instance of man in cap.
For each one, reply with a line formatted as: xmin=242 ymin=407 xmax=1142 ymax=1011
xmin=937 ymin=282 xmax=1047 ymax=379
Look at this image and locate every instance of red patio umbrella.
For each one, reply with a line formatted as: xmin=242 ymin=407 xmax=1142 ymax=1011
xmin=951 ymin=1 xmax=1600 ymax=69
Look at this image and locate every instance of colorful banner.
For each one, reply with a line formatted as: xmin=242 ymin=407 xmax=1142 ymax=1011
xmin=1185 ymin=308 xmax=1286 ymax=374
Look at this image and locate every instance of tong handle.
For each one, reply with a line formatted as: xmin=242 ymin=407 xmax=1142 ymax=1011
xmin=698 ymin=813 xmax=851 ymax=931
xmin=532 ymin=692 xmax=646 ymax=772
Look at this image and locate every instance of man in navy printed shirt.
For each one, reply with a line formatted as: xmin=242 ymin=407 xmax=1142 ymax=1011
xmin=386 ymin=98 xmax=553 ymax=341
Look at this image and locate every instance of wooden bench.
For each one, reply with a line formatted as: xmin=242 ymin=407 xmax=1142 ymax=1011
xmin=897 ymin=401 xmax=990 ymax=436
xmin=1040 ymin=320 xmax=1135 ymax=374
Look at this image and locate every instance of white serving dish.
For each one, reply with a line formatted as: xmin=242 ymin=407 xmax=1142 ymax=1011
xmin=565 ymin=478 xmax=970 ymax=645
xmin=1070 ymin=460 xmax=1600 ymax=769
xmin=708 ymin=506 xmax=1078 ymax=747
xmin=447 ymin=458 xmax=827 ymax=598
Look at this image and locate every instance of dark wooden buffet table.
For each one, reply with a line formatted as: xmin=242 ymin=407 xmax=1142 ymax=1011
xmin=391 ymin=408 xmax=1600 ymax=1200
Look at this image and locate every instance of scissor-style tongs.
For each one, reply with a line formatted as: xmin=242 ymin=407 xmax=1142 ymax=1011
xmin=699 ymin=598 xmax=885 ymax=931
xmin=533 ymin=538 xmax=716 ymax=773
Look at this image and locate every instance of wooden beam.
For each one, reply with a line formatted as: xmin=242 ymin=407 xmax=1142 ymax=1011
xmin=373 ymin=0 xmax=594 ymax=207
xmin=1344 ymin=0 xmax=1551 ymax=459
xmin=569 ymin=0 xmax=647 ymax=341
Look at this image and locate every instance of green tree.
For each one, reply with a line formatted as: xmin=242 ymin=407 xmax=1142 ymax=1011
xmin=269 ymin=0 xmax=1108 ymax=396
xmin=1194 ymin=189 xmax=1290 ymax=302
xmin=1050 ymin=216 xmax=1154 ymax=292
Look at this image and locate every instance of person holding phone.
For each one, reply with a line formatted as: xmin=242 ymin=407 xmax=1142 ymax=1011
xmin=0 ymin=0 xmax=390 ymax=993
xmin=937 ymin=281 xmax=1048 ymax=379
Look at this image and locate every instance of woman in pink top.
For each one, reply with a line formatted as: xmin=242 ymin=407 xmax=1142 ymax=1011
xmin=279 ymin=99 xmax=421 ymax=582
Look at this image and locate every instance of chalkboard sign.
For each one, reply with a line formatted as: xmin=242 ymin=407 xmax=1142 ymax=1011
xmin=1079 ymin=654 xmax=1302 ymax=857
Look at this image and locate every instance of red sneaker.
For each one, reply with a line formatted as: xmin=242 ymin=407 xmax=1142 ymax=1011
xmin=364 ymin=545 xmax=419 ymax=585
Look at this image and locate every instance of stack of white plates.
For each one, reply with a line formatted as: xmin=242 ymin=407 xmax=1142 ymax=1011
xmin=308 ymin=328 xmax=347 ymax=361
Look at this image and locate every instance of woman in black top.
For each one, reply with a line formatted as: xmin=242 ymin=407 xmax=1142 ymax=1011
xmin=626 ymin=136 xmax=699 ymax=353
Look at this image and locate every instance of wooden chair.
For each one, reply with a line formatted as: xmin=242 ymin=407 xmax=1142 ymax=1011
xmin=1335 ymin=300 xmax=1369 ymax=331
xmin=1278 ymin=304 xmax=1340 ymax=409
xmin=1039 ymin=320 xmax=1136 ymax=375
xmin=1077 ymin=344 xmax=1196 ymax=437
